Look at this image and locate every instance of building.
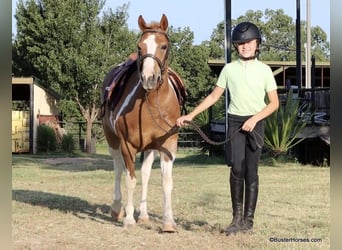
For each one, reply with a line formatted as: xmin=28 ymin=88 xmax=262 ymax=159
xmin=12 ymin=77 xmax=61 ymax=154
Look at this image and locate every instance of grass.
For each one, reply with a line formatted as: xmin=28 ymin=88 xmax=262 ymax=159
xmin=12 ymin=151 xmax=330 ymax=249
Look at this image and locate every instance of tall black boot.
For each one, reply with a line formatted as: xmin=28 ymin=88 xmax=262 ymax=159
xmin=242 ymin=175 xmax=259 ymax=232
xmin=225 ymin=171 xmax=244 ymax=236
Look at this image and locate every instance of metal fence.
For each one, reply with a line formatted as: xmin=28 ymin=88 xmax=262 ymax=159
xmin=59 ymin=121 xmax=203 ymax=152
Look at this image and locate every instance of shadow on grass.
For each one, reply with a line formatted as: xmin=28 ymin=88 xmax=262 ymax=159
xmin=12 ymin=189 xmax=117 ymax=225
xmin=41 ymin=158 xmax=115 ymax=172
xmin=13 ymin=189 xmax=225 ymax=233
xmin=12 ymin=154 xmax=114 ymax=172
xmin=13 ymin=152 xmax=226 ymax=173
xmin=175 ymin=154 xmax=226 ymax=166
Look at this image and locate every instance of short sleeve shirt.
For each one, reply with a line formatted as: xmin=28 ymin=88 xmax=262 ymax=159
xmin=216 ymin=58 xmax=277 ymax=116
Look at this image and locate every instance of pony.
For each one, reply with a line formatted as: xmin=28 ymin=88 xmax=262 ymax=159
xmin=101 ymin=14 xmax=186 ymax=232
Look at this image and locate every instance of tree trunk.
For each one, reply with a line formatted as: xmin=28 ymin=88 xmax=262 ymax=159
xmin=75 ymin=97 xmax=100 ymax=154
xmin=85 ymin=119 xmax=94 ymax=154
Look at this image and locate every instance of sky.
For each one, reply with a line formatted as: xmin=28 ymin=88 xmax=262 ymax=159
xmin=12 ymin=0 xmax=330 ymax=44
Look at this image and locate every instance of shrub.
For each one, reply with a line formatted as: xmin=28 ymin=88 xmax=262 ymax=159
xmin=37 ymin=124 xmax=57 ymax=152
xmin=61 ymin=134 xmax=75 ymax=154
xmin=264 ymin=89 xmax=312 ymax=159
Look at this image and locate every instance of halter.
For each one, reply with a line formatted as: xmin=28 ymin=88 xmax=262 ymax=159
xmin=137 ymin=29 xmax=170 ymax=80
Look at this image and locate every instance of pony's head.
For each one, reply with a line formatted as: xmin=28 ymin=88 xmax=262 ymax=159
xmin=137 ymin=14 xmax=170 ymax=91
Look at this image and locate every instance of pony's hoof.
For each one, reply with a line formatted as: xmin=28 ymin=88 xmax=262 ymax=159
xmin=123 ymin=218 xmax=137 ymax=228
xmin=137 ymin=216 xmax=150 ymax=224
xmin=110 ymin=207 xmax=125 ymax=221
xmin=162 ymin=223 xmax=177 ymax=233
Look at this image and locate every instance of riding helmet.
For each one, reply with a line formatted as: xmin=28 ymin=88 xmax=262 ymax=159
xmin=232 ymin=22 xmax=261 ymax=44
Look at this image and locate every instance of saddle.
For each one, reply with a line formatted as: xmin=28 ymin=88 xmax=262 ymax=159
xmin=102 ymin=53 xmax=187 ymax=111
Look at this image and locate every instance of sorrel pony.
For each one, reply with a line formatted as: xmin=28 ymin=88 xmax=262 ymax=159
xmin=101 ymin=14 xmax=186 ymax=232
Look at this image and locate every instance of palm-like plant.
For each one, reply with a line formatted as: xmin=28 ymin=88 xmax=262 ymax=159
xmin=264 ymin=89 xmax=312 ymax=157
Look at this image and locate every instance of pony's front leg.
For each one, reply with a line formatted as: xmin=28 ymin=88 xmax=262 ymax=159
xmin=123 ymin=170 xmax=137 ymax=227
xmin=138 ymin=150 xmax=157 ymax=223
xmin=160 ymin=152 xmax=177 ymax=232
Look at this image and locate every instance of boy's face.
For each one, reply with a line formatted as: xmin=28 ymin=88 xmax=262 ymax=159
xmin=236 ymin=39 xmax=258 ymax=58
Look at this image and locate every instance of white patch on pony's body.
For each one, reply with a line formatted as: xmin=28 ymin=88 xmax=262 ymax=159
xmin=142 ymin=35 xmax=157 ymax=78
xmin=111 ymin=82 xmax=140 ymax=134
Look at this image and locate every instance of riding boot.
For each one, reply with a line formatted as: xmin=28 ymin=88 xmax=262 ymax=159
xmin=242 ymin=175 xmax=259 ymax=232
xmin=225 ymin=171 xmax=244 ymax=236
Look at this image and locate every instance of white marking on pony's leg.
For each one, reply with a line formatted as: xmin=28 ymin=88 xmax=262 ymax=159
xmin=109 ymin=147 xmax=125 ymax=220
xmin=123 ymin=169 xmax=137 ymax=227
xmin=138 ymin=150 xmax=157 ymax=223
xmin=160 ymin=152 xmax=177 ymax=232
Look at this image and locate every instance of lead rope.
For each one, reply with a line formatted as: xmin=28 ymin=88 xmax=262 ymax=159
xmin=145 ymin=92 xmax=263 ymax=147
xmin=182 ymin=120 xmax=264 ymax=148
xmin=182 ymin=120 xmax=241 ymax=145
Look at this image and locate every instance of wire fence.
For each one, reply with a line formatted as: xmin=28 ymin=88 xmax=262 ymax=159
xmin=58 ymin=121 xmax=203 ymax=152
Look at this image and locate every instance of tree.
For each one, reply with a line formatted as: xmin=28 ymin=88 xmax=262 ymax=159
xmin=168 ymin=26 xmax=217 ymax=113
xmin=207 ymin=9 xmax=330 ymax=63
xmin=12 ymin=0 xmax=137 ymax=153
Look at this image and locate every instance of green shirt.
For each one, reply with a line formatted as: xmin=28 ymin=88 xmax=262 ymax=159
xmin=216 ymin=58 xmax=277 ymax=116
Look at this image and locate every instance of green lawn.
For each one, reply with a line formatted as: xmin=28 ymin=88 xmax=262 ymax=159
xmin=12 ymin=152 xmax=330 ymax=249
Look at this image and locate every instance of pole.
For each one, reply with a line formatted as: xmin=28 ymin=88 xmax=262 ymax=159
xmin=296 ymin=0 xmax=302 ymax=94
xmin=306 ymin=0 xmax=312 ymax=88
xmin=224 ymin=0 xmax=231 ymax=163
xmin=311 ymin=55 xmax=316 ymax=123
xmin=225 ymin=0 xmax=232 ymax=64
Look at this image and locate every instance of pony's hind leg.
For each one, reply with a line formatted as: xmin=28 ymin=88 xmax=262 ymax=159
xmin=109 ymin=147 xmax=125 ymax=221
xmin=138 ymin=150 xmax=157 ymax=223
xmin=160 ymin=151 xmax=177 ymax=232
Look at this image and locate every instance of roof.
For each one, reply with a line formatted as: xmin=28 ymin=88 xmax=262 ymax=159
xmin=12 ymin=77 xmax=61 ymax=100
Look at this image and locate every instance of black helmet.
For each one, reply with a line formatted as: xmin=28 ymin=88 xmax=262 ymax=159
xmin=232 ymin=22 xmax=261 ymax=44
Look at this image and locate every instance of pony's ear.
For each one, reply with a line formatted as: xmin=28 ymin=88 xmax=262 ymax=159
xmin=160 ymin=14 xmax=168 ymax=31
xmin=138 ymin=15 xmax=147 ymax=31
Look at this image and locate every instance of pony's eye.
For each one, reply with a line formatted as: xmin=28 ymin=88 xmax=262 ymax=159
xmin=161 ymin=45 xmax=168 ymax=50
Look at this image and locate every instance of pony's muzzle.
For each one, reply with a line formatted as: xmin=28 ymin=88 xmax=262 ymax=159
xmin=141 ymin=74 xmax=161 ymax=90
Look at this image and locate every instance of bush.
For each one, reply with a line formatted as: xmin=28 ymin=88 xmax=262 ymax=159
xmin=61 ymin=134 xmax=75 ymax=154
xmin=264 ymin=89 xmax=312 ymax=159
xmin=37 ymin=124 xmax=57 ymax=152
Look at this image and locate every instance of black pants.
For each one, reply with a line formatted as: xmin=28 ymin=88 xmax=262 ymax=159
xmin=226 ymin=114 xmax=264 ymax=185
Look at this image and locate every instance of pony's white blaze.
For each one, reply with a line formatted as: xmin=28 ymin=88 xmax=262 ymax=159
xmin=142 ymin=35 xmax=157 ymax=77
